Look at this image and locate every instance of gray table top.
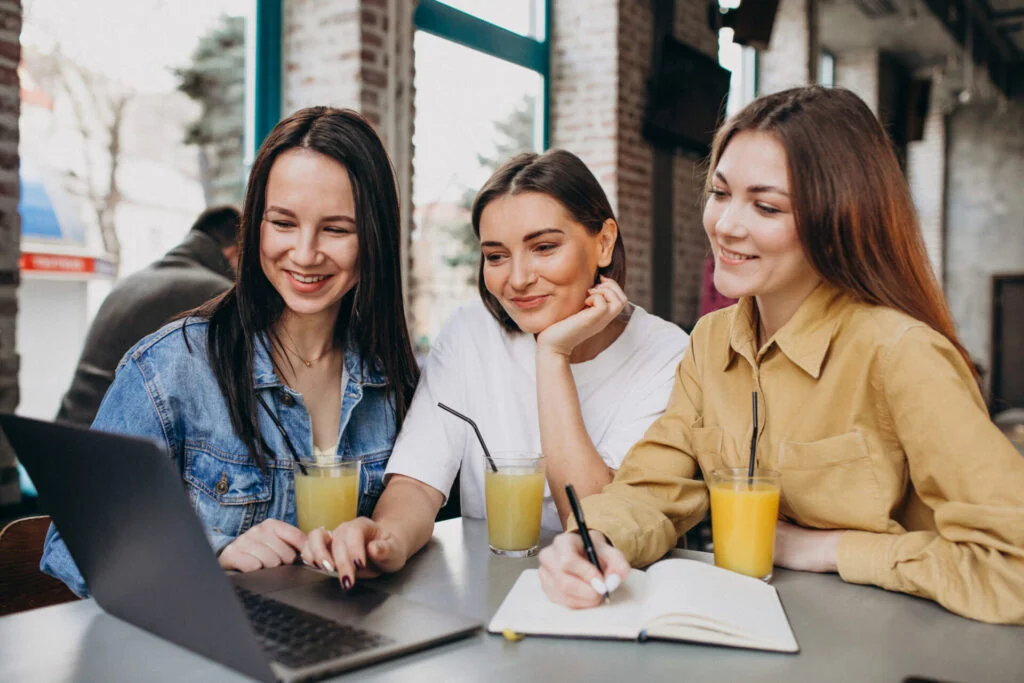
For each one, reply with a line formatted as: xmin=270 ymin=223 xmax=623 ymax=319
xmin=2 ymin=518 xmax=1022 ymax=682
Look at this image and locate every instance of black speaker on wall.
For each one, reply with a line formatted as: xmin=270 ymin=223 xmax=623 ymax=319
xmin=707 ymin=0 xmax=780 ymax=50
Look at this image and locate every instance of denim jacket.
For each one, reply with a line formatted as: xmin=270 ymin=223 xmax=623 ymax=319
xmin=41 ymin=317 xmax=399 ymax=597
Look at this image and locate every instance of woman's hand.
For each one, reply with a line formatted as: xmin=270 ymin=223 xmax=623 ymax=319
xmin=218 ymin=519 xmax=307 ymax=572
xmin=301 ymin=517 xmax=408 ymax=589
xmin=773 ymin=520 xmax=843 ymax=573
xmin=538 ymin=531 xmax=631 ymax=609
xmin=535 ymin=276 xmax=628 ymax=358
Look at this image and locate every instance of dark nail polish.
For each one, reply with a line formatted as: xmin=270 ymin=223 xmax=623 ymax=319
xmin=354 ymin=558 xmax=364 ymax=570
xmin=342 ymin=576 xmax=352 ymax=591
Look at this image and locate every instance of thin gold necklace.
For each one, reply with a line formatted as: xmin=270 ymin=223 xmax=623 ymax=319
xmin=280 ymin=328 xmax=332 ymax=368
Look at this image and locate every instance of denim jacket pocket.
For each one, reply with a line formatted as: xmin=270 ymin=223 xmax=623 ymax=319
xmin=183 ymin=442 xmax=272 ymax=539
xmin=356 ymin=449 xmax=390 ymax=517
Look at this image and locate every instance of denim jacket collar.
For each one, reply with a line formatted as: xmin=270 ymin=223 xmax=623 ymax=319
xmin=252 ymin=334 xmax=388 ymax=389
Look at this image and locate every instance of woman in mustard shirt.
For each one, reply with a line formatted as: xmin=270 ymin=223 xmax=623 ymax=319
xmin=539 ymin=85 xmax=1024 ymax=624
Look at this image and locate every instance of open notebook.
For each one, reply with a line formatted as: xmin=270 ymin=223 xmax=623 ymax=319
xmin=489 ymin=558 xmax=798 ymax=653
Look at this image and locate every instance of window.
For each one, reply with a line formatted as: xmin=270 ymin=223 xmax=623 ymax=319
xmin=410 ymin=0 xmax=548 ymax=351
xmin=718 ymin=27 xmax=758 ymax=117
xmin=819 ymin=51 xmax=836 ymax=88
xmin=17 ymin=0 xmax=254 ymax=420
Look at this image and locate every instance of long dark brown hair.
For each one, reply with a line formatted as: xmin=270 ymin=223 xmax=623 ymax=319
xmin=470 ymin=149 xmax=626 ymax=332
xmin=707 ymin=86 xmax=973 ymax=373
xmin=193 ymin=107 xmax=419 ymax=469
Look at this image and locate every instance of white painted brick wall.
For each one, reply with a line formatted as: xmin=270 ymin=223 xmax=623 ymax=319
xmin=835 ymin=49 xmax=880 ymax=113
xmin=758 ymin=0 xmax=811 ymax=94
xmin=283 ymin=0 xmax=363 ymax=113
xmin=907 ymin=78 xmax=946 ymax=283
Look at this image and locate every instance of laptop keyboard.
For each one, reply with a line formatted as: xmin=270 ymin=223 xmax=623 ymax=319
xmin=235 ymin=586 xmax=395 ymax=670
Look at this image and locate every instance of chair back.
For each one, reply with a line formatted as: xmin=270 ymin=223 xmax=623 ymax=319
xmin=0 ymin=515 xmax=79 ymax=616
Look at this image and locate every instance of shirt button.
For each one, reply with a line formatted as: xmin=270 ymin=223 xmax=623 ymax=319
xmin=215 ymin=473 xmax=229 ymax=495
xmin=280 ymin=392 xmax=294 ymax=407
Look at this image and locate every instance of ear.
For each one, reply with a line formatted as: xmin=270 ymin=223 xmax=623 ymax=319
xmin=596 ymin=218 xmax=618 ymax=269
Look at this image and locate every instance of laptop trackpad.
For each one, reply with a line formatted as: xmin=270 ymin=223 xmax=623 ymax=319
xmin=231 ymin=565 xmax=472 ymax=642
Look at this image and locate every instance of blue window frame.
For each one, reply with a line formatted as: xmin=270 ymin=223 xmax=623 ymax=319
xmin=251 ymin=1 xmax=550 ymax=154
xmin=413 ymin=0 xmax=550 ymax=149
xmin=252 ymin=0 xmax=282 ymax=157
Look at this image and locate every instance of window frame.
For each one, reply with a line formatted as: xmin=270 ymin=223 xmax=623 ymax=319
xmin=252 ymin=0 xmax=283 ymax=158
xmin=413 ymin=0 xmax=551 ymax=149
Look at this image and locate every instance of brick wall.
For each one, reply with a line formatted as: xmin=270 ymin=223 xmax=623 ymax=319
xmin=758 ymin=0 xmax=814 ymax=94
xmin=282 ymin=0 xmax=416 ymax=303
xmin=672 ymin=0 xmax=719 ymax=329
xmin=283 ymin=0 xmax=362 ymax=113
xmin=834 ymin=49 xmax=879 ymax=113
xmin=551 ymin=0 xmax=717 ymax=323
xmin=549 ymin=0 xmax=619 ymax=204
xmin=0 ymin=0 xmax=19 ymax=506
xmin=944 ymin=100 xmax=1024 ymax=387
xmin=615 ymin=0 xmax=654 ymax=309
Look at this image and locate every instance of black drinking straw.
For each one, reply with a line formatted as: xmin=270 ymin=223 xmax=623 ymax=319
xmin=437 ymin=402 xmax=499 ymax=473
xmin=748 ymin=391 xmax=758 ymax=481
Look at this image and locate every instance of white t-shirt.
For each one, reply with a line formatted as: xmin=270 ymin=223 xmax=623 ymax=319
xmin=385 ymin=300 xmax=689 ymax=530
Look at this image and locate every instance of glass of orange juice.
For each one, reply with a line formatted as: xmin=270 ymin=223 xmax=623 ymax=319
xmin=293 ymin=457 xmax=361 ymax=534
xmin=484 ymin=452 xmax=546 ymax=557
xmin=709 ymin=468 xmax=781 ymax=581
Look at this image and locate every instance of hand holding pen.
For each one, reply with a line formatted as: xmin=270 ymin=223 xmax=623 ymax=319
xmin=537 ymin=484 xmax=631 ymax=609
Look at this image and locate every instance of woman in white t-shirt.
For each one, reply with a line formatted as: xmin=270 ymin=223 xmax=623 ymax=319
xmin=300 ymin=149 xmax=688 ymax=590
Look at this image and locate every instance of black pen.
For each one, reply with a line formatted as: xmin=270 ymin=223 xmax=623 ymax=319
xmin=565 ymin=484 xmax=611 ymax=605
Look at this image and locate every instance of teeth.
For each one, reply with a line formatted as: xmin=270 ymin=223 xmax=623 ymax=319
xmin=292 ymin=273 xmax=329 ymax=284
xmin=721 ymin=248 xmax=754 ymax=261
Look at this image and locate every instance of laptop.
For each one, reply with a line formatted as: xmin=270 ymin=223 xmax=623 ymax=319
xmin=0 ymin=414 xmax=480 ymax=682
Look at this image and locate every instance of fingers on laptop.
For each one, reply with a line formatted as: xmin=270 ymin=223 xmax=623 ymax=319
xmin=302 ymin=527 xmax=335 ymax=573
xmin=266 ymin=519 xmax=308 ymax=551
xmin=220 ymin=544 xmax=263 ymax=572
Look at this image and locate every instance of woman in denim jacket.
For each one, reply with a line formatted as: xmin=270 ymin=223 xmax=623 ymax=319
xmin=41 ymin=107 xmax=419 ymax=597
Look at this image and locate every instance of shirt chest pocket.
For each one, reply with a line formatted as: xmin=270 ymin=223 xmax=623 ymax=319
xmin=777 ymin=431 xmax=889 ymax=532
xmin=690 ymin=426 xmax=747 ymax=478
xmin=183 ymin=443 xmax=273 ymax=539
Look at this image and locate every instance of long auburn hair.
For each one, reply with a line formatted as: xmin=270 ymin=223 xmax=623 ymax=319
xmin=193 ymin=107 xmax=419 ymax=469
xmin=707 ymin=86 xmax=973 ymax=373
xmin=470 ymin=149 xmax=627 ymax=332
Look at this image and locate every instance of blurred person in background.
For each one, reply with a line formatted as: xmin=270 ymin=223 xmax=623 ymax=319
xmin=55 ymin=205 xmax=241 ymax=428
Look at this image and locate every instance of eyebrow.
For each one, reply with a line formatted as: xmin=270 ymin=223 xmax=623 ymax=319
xmin=265 ymin=205 xmax=356 ymax=224
xmin=480 ymin=228 xmax=565 ymax=248
xmin=714 ymin=171 xmax=789 ymax=197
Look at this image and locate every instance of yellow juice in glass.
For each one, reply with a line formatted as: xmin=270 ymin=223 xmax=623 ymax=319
xmin=709 ymin=469 xmax=781 ymax=581
xmin=484 ymin=454 xmax=545 ymax=557
xmin=294 ymin=460 xmax=360 ymax=534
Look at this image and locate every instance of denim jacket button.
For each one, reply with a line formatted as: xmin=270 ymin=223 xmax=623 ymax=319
xmin=280 ymin=392 xmax=294 ymax=407
xmin=215 ymin=473 xmax=229 ymax=495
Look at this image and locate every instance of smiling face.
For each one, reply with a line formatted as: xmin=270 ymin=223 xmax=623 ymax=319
xmin=259 ymin=148 xmax=360 ymax=321
xmin=703 ymin=131 xmax=820 ymax=305
xmin=478 ymin=192 xmax=616 ymax=334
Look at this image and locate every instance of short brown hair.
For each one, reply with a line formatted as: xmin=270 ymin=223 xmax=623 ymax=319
xmin=471 ymin=149 xmax=626 ymax=332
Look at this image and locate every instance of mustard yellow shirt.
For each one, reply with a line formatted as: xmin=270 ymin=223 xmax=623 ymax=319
xmin=577 ymin=283 xmax=1024 ymax=624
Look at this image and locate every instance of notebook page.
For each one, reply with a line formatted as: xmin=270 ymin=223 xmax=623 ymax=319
xmin=640 ymin=559 xmax=798 ymax=652
xmin=488 ymin=568 xmax=647 ymax=640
